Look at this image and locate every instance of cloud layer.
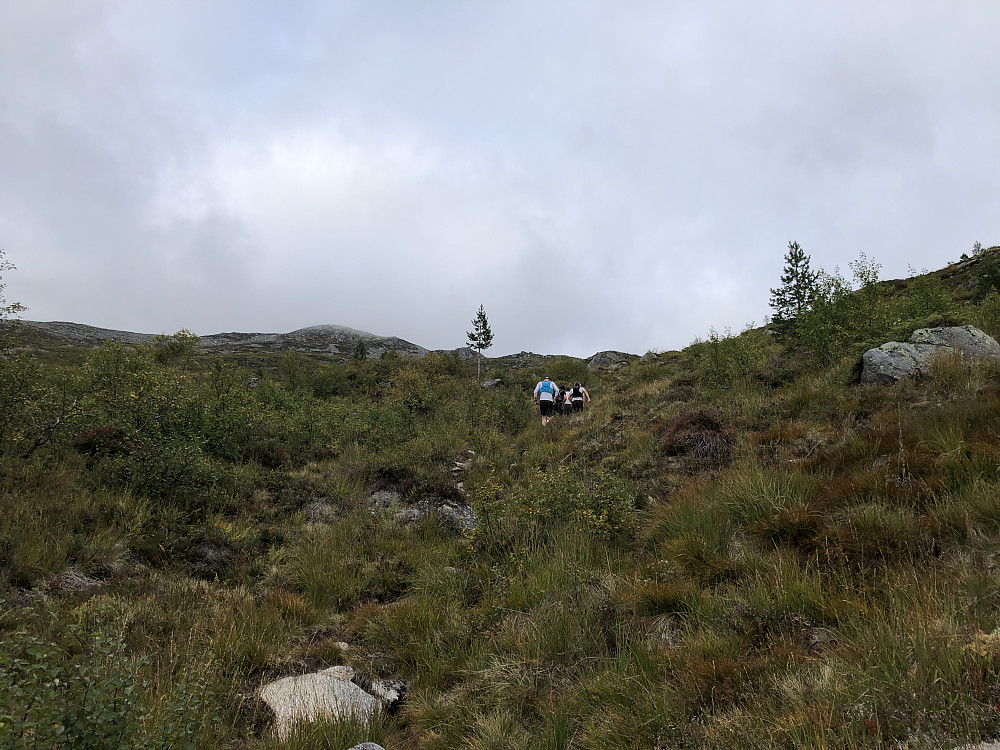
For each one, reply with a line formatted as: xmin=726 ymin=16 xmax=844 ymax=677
xmin=3 ymin=1 xmax=999 ymax=356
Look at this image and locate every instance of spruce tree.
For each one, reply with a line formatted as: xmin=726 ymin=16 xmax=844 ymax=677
xmin=466 ymin=304 xmax=494 ymax=384
xmin=769 ymin=241 xmax=817 ymax=340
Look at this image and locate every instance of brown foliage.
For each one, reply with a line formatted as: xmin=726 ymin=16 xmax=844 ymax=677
xmin=660 ymin=409 xmax=734 ymax=470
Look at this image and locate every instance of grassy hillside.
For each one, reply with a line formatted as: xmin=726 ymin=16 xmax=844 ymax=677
xmin=4 ymin=250 xmax=1000 ymax=748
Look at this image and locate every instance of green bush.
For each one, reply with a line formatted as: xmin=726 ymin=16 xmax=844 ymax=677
xmin=510 ymin=466 xmax=637 ymax=538
xmin=693 ymin=327 xmax=771 ymax=389
xmin=0 ymin=601 xmax=218 ymax=749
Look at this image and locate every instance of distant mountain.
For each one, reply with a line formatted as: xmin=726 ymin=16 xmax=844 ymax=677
xmin=18 ymin=321 xmax=642 ymax=368
xmin=19 ymin=321 xmax=428 ymax=358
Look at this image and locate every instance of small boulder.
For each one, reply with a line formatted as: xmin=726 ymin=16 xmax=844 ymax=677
xmin=436 ymin=503 xmax=477 ymax=533
xmin=481 ymin=378 xmax=502 ymax=388
xmin=260 ymin=672 xmax=380 ymax=740
xmin=347 ymin=744 xmax=387 ymax=750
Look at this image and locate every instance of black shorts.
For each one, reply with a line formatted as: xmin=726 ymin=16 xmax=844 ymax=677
xmin=539 ymin=400 xmax=554 ymax=416
xmin=572 ymin=400 xmax=584 ymax=412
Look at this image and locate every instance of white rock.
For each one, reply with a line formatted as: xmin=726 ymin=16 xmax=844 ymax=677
xmin=260 ymin=673 xmax=379 ymax=740
xmin=368 ymin=679 xmax=405 ymax=706
xmin=318 ymin=665 xmax=354 ymax=681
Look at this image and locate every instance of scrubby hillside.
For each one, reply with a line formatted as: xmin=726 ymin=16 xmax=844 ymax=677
xmin=4 ymin=249 xmax=1000 ymax=749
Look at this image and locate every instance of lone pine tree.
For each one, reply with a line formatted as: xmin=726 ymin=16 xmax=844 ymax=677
xmin=466 ymin=304 xmax=494 ymax=384
xmin=769 ymin=241 xmax=818 ymax=340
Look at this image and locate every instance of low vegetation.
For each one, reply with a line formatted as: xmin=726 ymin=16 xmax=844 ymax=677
xmin=3 ymin=246 xmax=1000 ymax=748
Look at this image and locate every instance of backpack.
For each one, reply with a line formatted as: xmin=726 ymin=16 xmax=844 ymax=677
xmin=572 ymin=386 xmax=582 ymax=399
xmin=539 ymin=380 xmax=554 ymax=396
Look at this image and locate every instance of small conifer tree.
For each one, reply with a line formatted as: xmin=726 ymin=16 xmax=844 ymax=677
xmin=466 ymin=304 xmax=494 ymax=383
xmin=769 ymin=241 xmax=818 ymax=341
xmin=0 ymin=249 xmax=25 ymax=353
xmin=353 ymin=339 xmax=368 ymax=361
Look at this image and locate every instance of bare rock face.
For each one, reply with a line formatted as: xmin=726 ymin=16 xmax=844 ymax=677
xmin=260 ymin=670 xmax=379 ymax=740
xmin=587 ymin=350 xmax=638 ymax=370
xmin=860 ymin=326 xmax=1000 ymax=385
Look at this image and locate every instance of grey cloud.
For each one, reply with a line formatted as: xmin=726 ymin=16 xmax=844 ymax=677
xmin=3 ymin=1 xmax=1000 ymax=356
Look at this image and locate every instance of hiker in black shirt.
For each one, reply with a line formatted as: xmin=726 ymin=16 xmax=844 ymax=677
xmin=570 ymin=382 xmax=591 ymax=412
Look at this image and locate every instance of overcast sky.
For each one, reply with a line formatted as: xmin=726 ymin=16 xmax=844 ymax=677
xmin=2 ymin=1 xmax=999 ymax=357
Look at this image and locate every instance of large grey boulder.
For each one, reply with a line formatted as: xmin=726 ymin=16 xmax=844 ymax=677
xmin=260 ymin=668 xmax=379 ymax=740
xmin=908 ymin=325 xmax=1000 ymax=358
xmin=860 ymin=326 xmax=1000 ymax=385
xmin=860 ymin=341 xmax=940 ymax=386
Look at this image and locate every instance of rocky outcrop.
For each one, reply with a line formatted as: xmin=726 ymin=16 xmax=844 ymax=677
xmin=587 ymin=350 xmax=638 ymax=370
xmin=860 ymin=326 xmax=1000 ymax=385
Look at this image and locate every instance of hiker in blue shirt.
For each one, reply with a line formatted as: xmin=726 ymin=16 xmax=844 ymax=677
xmin=533 ymin=376 xmax=559 ymax=426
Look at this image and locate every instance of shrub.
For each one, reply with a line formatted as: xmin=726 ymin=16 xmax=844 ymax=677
xmin=660 ymin=409 xmax=733 ymax=469
xmin=694 ymin=327 xmax=771 ymax=389
xmin=0 ymin=601 xmax=219 ymax=749
xmin=505 ymin=466 xmax=638 ymax=538
xmin=632 ymin=579 xmax=701 ymax=617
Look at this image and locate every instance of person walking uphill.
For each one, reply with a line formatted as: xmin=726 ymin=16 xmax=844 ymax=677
xmin=570 ymin=382 xmax=591 ymax=412
xmin=534 ymin=376 xmax=559 ymax=426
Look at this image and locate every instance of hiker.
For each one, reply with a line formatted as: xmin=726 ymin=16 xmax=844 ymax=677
xmin=570 ymin=382 xmax=591 ymax=413
xmin=555 ymin=385 xmax=567 ymax=415
xmin=562 ymin=387 xmax=573 ymax=413
xmin=533 ymin=376 xmax=559 ymax=426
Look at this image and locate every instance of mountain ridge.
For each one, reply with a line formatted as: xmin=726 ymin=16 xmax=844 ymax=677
xmin=19 ymin=320 xmax=429 ymax=358
xmin=17 ymin=320 xmax=640 ymax=367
